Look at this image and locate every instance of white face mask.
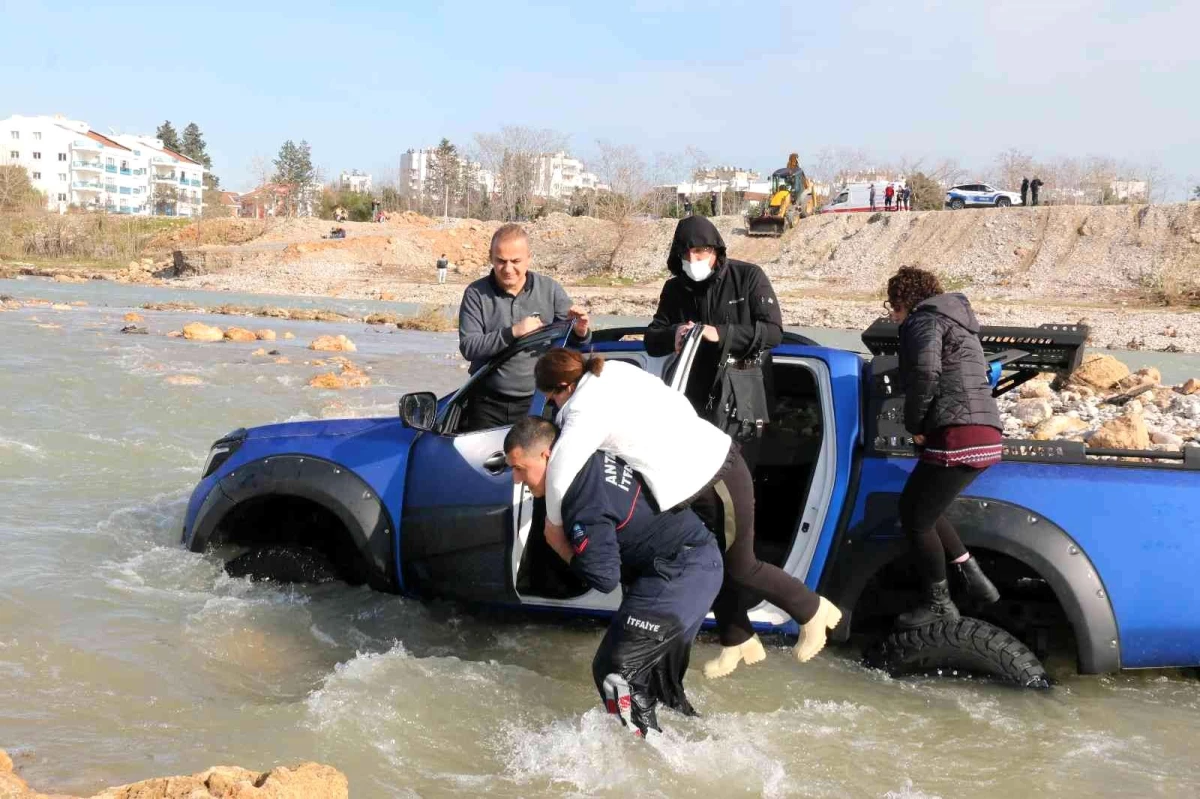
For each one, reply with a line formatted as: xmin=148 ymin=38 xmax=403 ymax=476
xmin=682 ymin=257 xmax=712 ymax=282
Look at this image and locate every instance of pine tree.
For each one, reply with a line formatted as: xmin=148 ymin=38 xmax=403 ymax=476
xmin=180 ymin=122 xmax=220 ymax=191
xmin=272 ymin=140 xmax=316 ymax=216
xmin=156 ymin=121 xmax=180 ymax=151
xmin=424 ymin=138 xmax=461 ymax=216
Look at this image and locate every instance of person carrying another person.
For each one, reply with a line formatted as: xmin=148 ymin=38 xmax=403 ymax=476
xmin=436 ymin=253 xmax=449 ymax=285
xmin=458 ymin=223 xmax=590 ymax=431
xmin=534 ymin=348 xmax=842 ymax=680
xmin=504 ymin=417 xmax=722 ymax=736
xmin=886 ymin=266 xmax=1003 ymax=628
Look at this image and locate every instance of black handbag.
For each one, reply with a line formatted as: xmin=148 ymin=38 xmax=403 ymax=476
xmin=704 ymin=334 xmax=770 ymax=442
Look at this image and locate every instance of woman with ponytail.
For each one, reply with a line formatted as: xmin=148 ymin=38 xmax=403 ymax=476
xmin=533 ymin=347 xmax=842 ymax=678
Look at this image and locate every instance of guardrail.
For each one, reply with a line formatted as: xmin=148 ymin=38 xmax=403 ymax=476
xmin=71 ymin=160 xmax=102 ymax=169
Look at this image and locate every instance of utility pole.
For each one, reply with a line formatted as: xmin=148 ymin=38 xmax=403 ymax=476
xmin=444 ymin=182 xmax=449 ymax=221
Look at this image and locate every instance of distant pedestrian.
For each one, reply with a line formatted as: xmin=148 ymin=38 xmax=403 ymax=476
xmin=869 ymin=184 xmax=877 ymax=211
xmin=436 ymin=253 xmax=449 ymax=285
xmin=710 ymin=191 xmax=718 ymax=216
xmin=885 ymin=184 xmax=895 ymax=211
xmin=1020 ymin=177 xmax=1030 ymax=207
xmin=1030 ymin=177 xmax=1043 ymax=207
xmin=683 ymin=197 xmax=693 ymax=216
xmin=901 ymin=185 xmax=911 ymax=211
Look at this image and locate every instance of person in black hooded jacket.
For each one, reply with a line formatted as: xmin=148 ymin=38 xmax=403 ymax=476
xmin=645 ymin=215 xmax=783 ymax=413
xmin=887 ymin=266 xmax=1003 ymax=628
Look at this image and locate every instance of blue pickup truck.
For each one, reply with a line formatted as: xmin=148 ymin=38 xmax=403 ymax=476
xmin=182 ymin=320 xmax=1200 ymax=687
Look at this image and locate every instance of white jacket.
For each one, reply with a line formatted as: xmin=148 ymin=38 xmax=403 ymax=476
xmin=545 ymin=359 xmax=731 ymax=526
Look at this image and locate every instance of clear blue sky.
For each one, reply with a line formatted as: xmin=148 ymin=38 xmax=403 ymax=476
xmin=3 ymin=0 xmax=1196 ymax=195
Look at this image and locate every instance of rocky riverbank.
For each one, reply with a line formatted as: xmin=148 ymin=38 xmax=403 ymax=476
xmin=0 ymin=749 xmax=347 ymax=798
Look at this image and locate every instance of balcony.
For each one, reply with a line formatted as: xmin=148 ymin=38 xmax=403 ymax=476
xmin=150 ymin=156 xmax=175 ymax=165
xmin=105 ymin=185 xmax=117 ymax=193
xmin=105 ymin=164 xmax=117 ymax=173
xmin=190 ymin=179 xmax=201 ymax=187
xmin=119 ymin=187 xmax=132 ymax=195
xmin=120 ymin=168 xmax=131 ymax=176
xmin=153 ymin=173 xmax=177 ymax=182
xmin=72 ymin=181 xmax=102 ymax=191
xmin=178 ymin=176 xmax=188 ymax=184
xmin=73 ymin=139 xmax=102 ymax=151
xmin=132 ymin=168 xmax=146 ymax=175
xmin=72 ymin=160 xmax=102 ymax=171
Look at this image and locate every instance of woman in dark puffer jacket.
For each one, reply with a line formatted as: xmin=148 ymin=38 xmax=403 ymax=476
xmin=887 ymin=267 xmax=1003 ymax=628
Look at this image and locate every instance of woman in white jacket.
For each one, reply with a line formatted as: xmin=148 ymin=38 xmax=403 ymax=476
xmin=534 ymin=348 xmax=842 ymax=677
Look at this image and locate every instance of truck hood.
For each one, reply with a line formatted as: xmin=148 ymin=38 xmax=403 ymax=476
xmin=245 ymin=417 xmax=393 ymax=440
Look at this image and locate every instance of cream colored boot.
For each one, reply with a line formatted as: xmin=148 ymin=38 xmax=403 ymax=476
xmin=794 ymin=597 xmax=843 ymax=663
xmin=703 ymin=635 xmax=767 ymax=679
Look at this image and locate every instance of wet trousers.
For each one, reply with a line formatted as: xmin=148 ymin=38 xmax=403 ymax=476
xmin=593 ymin=539 xmax=723 ymax=734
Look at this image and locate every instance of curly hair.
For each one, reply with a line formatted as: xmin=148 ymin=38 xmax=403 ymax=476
xmin=887 ymin=266 xmax=943 ymax=312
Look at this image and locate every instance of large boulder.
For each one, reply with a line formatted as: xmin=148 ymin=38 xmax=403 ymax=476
xmin=123 ymin=312 xmax=143 ymax=323
xmin=0 ymin=748 xmax=348 ymax=799
xmin=309 ymin=334 xmax=357 ymax=353
xmin=1019 ymin=382 xmax=1054 ymax=400
xmin=182 ymin=322 xmax=224 ymax=342
xmin=224 ymin=327 xmax=258 ymax=343
xmin=255 ymin=329 xmax=277 ymax=341
xmin=1181 ymin=378 xmax=1200 ymax=396
xmin=1013 ymin=398 xmax=1054 ymax=426
xmin=1071 ymin=354 xmax=1130 ymax=390
xmin=1089 ymin=413 xmax=1150 ymax=450
xmin=1032 ymin=416 xmax=1090 ymax=441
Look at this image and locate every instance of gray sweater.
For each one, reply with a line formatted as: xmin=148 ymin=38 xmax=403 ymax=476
xmin=458 ymin=271 xmax=589 ymax=397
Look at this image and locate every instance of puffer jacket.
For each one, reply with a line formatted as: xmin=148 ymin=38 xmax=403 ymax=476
xmin=898 ymin=293 xmax=1002 ymax=435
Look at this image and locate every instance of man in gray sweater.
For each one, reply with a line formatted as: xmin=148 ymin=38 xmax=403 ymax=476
xmin=458 ymin=223 xmax=590 ymax=431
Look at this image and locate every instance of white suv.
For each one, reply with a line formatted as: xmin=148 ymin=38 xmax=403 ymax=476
xmin=945 ymin=183 xmax=1023 ymax=209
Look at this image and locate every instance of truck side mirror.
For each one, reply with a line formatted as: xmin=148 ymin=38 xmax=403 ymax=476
xmin=399 ymin=392 xmax=438 ymax=431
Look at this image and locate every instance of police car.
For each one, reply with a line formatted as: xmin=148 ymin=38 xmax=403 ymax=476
xmin=944 ymin=183 xmax=1023 ymax=209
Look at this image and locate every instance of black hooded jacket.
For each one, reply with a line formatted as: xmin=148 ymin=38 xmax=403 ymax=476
xmin=898 ymin=292 xmax=1002 ymax=435
xmin=645 ymin=216 xmax=783 ymax=361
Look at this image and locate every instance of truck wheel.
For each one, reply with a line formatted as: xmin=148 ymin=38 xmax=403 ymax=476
xmin=996 ymin=197 xmax=1011 ymax=207
xmin=225 ymin=545 xmax=341 ymax=584
xmin=949 ymin=198 xmax=965 ymax=210
xmin=865 ymin=617 xmax=1050 ymax=689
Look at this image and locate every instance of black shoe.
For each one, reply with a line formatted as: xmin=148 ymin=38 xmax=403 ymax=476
xmin=954 ymin=556 xmax=1001 ymax=605
xmin=896 ymin=580 xmax=960 ymax=629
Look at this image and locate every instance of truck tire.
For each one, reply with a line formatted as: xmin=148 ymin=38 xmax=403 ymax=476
xmin=225 ymin=545 xmax=342 ymax=584
xmin=865 ymin=617 xmax=1051 ymax=689
xmin=996 ymin=196 xmax=1011 ymax=207
xmin=949 ymin=198 xmax=965 ymax=210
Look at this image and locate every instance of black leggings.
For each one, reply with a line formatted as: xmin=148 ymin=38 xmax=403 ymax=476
xmin=687 ymin=444 xmax=821 ymax=646
xmin=898 ymin=461 xmax=983 ymax=584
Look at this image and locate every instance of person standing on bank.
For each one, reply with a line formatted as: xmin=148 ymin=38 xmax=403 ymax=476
xmin=886 ymin=266 xmax=1003 ymax=628
xmin=1020 ymin=177 xmax=1030 ymax=207
xmin=458 ymin=224 xmax=590 ymax=431
xmin=1030 ymin=176 xmax=1043 ymax=207
xmin=436 ymin=253 xmax=449 ymax=285
xmin=534 ymin=348 xmax=843 ymax=679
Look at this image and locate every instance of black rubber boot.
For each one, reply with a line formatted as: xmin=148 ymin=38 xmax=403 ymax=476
xmin=896 ymin=580 xmax=960 ymax=629
xmin=954 ymin=556 xmax=1000 ymax=605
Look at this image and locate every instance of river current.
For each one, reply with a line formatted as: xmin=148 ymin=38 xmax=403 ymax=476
xmin=1 ymin=277 xmax=1198 ymax=797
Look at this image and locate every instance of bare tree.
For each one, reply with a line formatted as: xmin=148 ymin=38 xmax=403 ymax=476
xmin=594 ymin=140 xmax=655 ymax=275
xmin=247 ymin=154 xmax=276 ymax=227
xmin=474 ymin=126 xmax=568 ymax=221
xmin=993 ymin=148 xmax=1035 ymax=191
xmin=0 ymin=159 xmax=44 ymax=212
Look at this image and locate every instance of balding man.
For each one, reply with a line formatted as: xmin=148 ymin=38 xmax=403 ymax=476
xmin=458 ymin=223 xmax=590 ymax=431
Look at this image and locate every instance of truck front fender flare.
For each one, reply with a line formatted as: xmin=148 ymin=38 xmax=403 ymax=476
xmin=189 ymin=455 xmax=398 ymax=592
xmin=823 ymin=493 xmax=1120 ymax=674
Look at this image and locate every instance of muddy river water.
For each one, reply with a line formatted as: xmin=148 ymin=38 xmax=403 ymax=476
xmin=1 ymin=277 xmax=1199 ymax=797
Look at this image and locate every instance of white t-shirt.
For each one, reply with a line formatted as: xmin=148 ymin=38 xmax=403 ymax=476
xmin=544 ymin=360 xmax=731 ymax=526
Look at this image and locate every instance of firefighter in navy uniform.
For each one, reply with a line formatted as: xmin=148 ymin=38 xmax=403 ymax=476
xmin=504 ymin=417 xmax=723 ymax=735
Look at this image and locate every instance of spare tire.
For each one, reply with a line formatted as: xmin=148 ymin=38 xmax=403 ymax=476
xmin=865 ymin=617 xmax=1050 ymax=689
xmin=225 ymin=546 xmax=341 ymax=584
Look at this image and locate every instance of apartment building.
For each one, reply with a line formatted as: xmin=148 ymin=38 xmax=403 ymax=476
xmin=533 ymin=151 xmax=601 ymax=200
xmin=339 ymin=169 xmax=373 ymax=193
xmin=2 ymin=114 xmax=204 ymax=216
xmin=399 ymin=147 xmax=495 ymax=199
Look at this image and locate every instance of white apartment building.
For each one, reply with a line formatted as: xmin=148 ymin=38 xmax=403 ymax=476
xmin=2 ymin=114 xmax=204 ymax=216
xmin=533 ymin=151 xmax=601 ymax=200
xmin=339 ymin=169 xmax=373 ymax=193
xmin=399 ymin=147 xmax=495 ymax=199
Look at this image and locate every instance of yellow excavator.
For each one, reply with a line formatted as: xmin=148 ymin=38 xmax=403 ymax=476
xmin=745 ymin=153 xmax=815 ymax=237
